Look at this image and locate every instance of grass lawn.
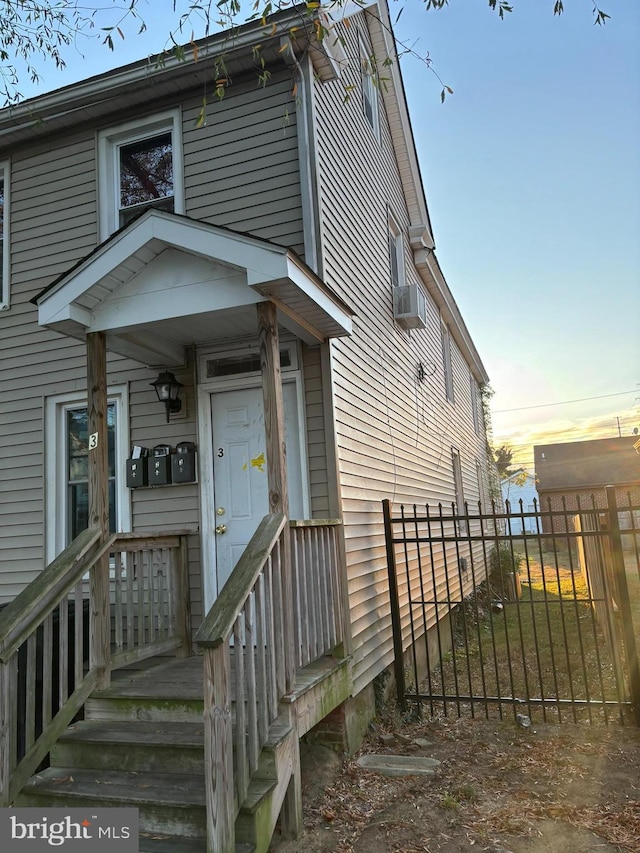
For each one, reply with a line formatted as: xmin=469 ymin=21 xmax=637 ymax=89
xmin=422 ymin=543 xmax=639 ymax=725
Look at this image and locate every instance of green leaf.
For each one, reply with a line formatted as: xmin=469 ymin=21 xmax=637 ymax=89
xmin=194 ymin=94 xmax=208 ymax=128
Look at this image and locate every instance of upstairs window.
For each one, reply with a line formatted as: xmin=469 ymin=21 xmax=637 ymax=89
xmin=388 ymin=217 xmax=404 ymax=289
xmin=470 ymin=374 xmax=480 ymax=434
xmin=119 ymin=132 xmax=173 ymax=226
xmin=360 ymin=41 xmax=380 ymax=139
xmin=0 ymin=161 xmax=9 ymax=310
xmin=441 ymin=323 xmax=454 ymax=403
xmin=98 ymin=110 xmax=184 ymax=239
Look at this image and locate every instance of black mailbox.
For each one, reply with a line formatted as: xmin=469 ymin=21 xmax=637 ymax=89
xmin=126 ymin=458 xmax=148 ymax=488
xmin=172 ymin=441 xmax=197 ymax=484
xmin=148 ymin=444 xmax=172 ymax=486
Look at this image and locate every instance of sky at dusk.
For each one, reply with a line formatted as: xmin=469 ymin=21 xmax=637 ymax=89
xmin=393 ymin=0 xmax=640 ymax=469
xmin=11 ymin=1 xmax=640 ymax=472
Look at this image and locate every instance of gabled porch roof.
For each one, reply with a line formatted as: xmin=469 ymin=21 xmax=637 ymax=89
xmin=33 ymin=210 xmax=354 ymax=366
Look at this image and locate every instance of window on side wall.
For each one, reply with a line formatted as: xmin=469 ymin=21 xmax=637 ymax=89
xmin=388 ymin=217 xmax=404 ymax=290
xmin=45 ymin=387 xmax=131 ymax=561
xmin=441 ymin=323 xmax=454 ymax=403
xmin=470 ymin=374 xmax=480 ymax=434
xmin=0 ymin=160 xmax=9 ymax=310
xmin=98 ymin=110 xmax=184 ymax=240
xmin=452 ymin=448 xmax=467 ymax=534
xmin=476 ymin=459 xmax=485 ymax=511
xmin=360 ymin=41 xmax=380 ymax=139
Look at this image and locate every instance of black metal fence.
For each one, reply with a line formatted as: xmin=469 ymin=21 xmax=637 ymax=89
xmin=384 ymin=486 xmax=640 ymax=726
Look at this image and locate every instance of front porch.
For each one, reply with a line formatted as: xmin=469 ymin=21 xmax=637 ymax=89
xmin=0 ymin=208 xmax=356 ymax=850
xmin=0 ymin=516 xmax=352 ymax=853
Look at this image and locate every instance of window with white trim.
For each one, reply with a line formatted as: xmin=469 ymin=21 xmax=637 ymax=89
xmin=470 ymin=374 xmax=480 ymax=434
xmin=45 ymin=387 xmax=131 ymax=561
xmin=0 ymin=160 xmax=9 ymax=310
xmin=441 ymin=323 xmax=454 ymax=403
xmin=360 ymin=40 xmax=380 ymax=139
xmin=476 ymin=459 xmax=485 ymax=510
xmin=452 ymin=447 xmax=467 ymax=534
xmin=98 ymin=110 xmax=184 ymax=239
xmin=388 ymin=217 xmax=405 ymax=290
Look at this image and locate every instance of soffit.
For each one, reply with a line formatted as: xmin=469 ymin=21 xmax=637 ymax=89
xmin=34 ymin=210 xmax=353 ymax=366
xmin=0 ymin=6 xmax=337 ymax=149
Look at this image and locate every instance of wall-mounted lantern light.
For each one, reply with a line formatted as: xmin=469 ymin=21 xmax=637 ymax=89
xmin=151 ymin=371 xmax=183 ymax=423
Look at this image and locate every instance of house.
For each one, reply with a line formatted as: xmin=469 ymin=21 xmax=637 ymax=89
xmin=0 ymin=3 xmax=491 ymax=849
xmin=535 ymin=436 xmax=640 ymax=532
xmin=501 ymin=471 xmax=539 ymax=534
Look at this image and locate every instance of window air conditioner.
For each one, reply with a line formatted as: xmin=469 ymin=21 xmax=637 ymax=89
xmin=393 ymin=284 xmax=427 ymax=330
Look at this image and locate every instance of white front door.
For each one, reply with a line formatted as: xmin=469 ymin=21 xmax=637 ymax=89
xmin=209 ymin=382 xmax=305 ymax=596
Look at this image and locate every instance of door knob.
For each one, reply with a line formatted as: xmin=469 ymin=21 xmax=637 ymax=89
xmin=215 ymin=524 xmax=227 ymax=535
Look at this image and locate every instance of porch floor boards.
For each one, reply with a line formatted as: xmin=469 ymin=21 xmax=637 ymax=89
xmin=104 ymin=653 xmax=345 ymax=703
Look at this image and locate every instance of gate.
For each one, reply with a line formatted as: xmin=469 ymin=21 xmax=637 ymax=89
xmin=383 ymin=486 xmax=640 ymax=725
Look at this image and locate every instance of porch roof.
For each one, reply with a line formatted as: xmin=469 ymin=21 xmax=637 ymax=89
xmin=33 ymin=210 xmax=354 ymax=366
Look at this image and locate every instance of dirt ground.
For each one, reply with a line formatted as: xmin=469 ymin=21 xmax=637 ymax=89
xmin=272 ymin=707 xmax=640 ymax=853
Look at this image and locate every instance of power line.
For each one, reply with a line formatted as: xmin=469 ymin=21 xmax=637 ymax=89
xmin=493 ymin=388 xmax=638 ymax=414
xmin=496 ymin=416 xmax=639 ymax=447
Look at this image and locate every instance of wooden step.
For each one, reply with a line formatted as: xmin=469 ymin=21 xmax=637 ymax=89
xmin=16 ymin=767 xmax=207 ymax=839
xmin=85 ymin=694 xmax=204 ymax=722
xmin=138 ymin=832 xmax=254 ymax=853
xmin=253 ymin=718 xmax=293 ymax=780
xmin=15 ymin=654 xmax=310 ymax=853
xmin=86 ymin=657 xmax=204 ymax=722
xmin=51 ymin=720 xmax=205 ymax=775
xmin=235 ymin=718 xmax=297 ymax=852
xmin=139 ymin=834 xmax=206 ymax=853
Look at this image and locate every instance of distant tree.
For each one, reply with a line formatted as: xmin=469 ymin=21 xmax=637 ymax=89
xmin=494 ymin=444 xmax=524 ymax=481
xmin=0 ymin=0 xmax=612 ymax=105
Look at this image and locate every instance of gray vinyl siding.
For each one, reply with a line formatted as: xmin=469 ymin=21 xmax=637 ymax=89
xmin=0 ymin=124 xmax=96 ymax=604
xmin=313 ymin=15 xmax=491 ymax=696
xmin=128 ymin=365 xmax=202 ymax=627
xmin=0 ymin=69 xmax=303 ymax=610
xmin=301 ymin=344 xmax=330 ymax=517
xmin=0 ymin=122 xmax=181 ymax=598
xmin=182 ymin=72 xmax=303 ymax=255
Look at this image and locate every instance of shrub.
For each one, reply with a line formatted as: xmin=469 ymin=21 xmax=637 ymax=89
xmin=489 ymin=543 xmax=523 ymax=580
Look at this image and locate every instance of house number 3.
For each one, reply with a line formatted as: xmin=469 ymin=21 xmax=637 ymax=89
xmin=217 ymin=448 xmax=224 ymax=457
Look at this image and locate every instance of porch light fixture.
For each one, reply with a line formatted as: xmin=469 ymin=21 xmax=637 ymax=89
xmin=151 ymin=371 xmax=183 ymax=422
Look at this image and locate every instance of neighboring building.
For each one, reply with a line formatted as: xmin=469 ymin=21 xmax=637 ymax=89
xmin=0 ymin=3 xmax=492 ymax=846
xmin=534 ymin=437 xmax=640 ymax=531
xmin=501 ymin=472 xmax=539 ymax=534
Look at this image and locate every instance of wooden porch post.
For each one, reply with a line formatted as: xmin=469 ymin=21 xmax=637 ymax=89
xmin=86 ymin=331 xmax=111 ymax=689
xmin=257 ymin=302 xmax=296 ymax=691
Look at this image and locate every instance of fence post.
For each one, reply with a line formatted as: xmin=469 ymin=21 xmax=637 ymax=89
xmin=383 ymin=500 xmax=406 ymax=710
xmin=606 ymin=486 xmax=640 ymax=725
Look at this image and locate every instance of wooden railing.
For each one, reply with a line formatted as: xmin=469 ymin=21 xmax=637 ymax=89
xmin=195 ymin=513 xmax=291 ymax=853
xmin=110 ymin=533 xmax=191 ymax=667
xmin=0 ymin=529 xmax=111 ymax=807
xmin=290 ymin=519 xmax=344 ymax=668
xmin=0 ymin=529 xmax=191 ymax=808
xmin=194 ymin=515 xmax=346 ymax=853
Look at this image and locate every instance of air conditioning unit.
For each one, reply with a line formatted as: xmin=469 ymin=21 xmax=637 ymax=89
xmin=393 ymin=284 xmax=427 ymax=330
